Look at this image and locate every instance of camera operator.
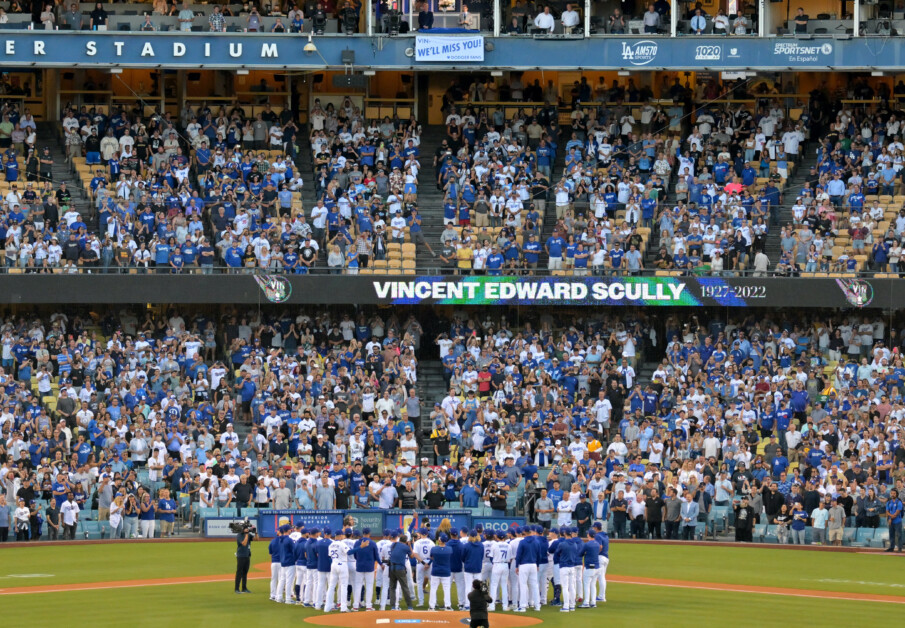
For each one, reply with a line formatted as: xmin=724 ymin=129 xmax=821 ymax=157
xmin=468 ymin=578 xmax=492 ymax=628
xmin=234 ymin=521 xmax=256 ymax=593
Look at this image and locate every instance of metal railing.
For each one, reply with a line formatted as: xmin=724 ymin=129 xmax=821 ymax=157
xmin=1 ymin=263 xmax=901 ymax=279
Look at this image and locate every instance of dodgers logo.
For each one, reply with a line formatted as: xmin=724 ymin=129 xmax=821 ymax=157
xmin=621 ymin=40 xmax=658 ymax=66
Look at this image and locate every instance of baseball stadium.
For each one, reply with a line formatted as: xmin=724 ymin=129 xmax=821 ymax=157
xmin=1 ymin=1 xmax=905 ymax=627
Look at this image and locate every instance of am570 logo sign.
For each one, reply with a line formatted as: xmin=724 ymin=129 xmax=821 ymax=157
xmin=694 ymin=45 xmax=722 ymax=61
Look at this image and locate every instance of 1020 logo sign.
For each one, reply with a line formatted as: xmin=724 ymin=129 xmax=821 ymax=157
xmin=694 ymin=45 xmax=722 ymax=61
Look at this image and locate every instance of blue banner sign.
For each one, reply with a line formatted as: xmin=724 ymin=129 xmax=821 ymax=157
xmin=257 ymin=509 xmax=345 ymax=537
xmin=472 ymin=516 xmax=526 ymax=533
xmin=0 ymin=32 xmax=899 ymax=70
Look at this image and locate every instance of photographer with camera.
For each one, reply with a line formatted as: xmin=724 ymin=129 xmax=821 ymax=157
xmin=233 ymin=519 xmax=256 ymax=594
xmin=468 ymin=578 xmax=492 ymax=628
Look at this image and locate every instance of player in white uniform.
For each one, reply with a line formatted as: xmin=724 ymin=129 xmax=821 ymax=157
xmin=288 ymin=525 xmax=304 ymax=604
xmin=376 ymin=531 xmax=394 ymax=610
xmin=324 ymin=529 xmax=351 ymax=612
xmin=344 ymin=531 xmax=358 ymax=605
xmin=411 ymin=530 xmax=435 ymax=607
xmin=488 ymin=532 xmax=510 ymax=611
xmin=480 ymin=531 xmax=493 ymax=583
xmin=507 ymin=530 xmax=522 ymax=608
xmin=516 ymin=527 xmax=540 ymax=612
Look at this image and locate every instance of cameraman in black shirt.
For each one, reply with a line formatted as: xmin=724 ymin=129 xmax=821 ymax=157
xmin=234 ymin=521 xmax=256 ymax=594
xmin=467 ymin=579 xmax=492 ymax=628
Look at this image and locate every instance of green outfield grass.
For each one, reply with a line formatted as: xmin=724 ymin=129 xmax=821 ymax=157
xmin=1 ymin=542 xmax=902 ymax=627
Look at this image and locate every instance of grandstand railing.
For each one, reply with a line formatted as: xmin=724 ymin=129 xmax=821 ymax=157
xmin=1 ymin=265 xmax=900 ymax=279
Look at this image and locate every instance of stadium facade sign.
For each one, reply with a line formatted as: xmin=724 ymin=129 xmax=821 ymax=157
xmin=0 ymin=274 xmax=898 ymax=308
xmin=0 ymin=32 xmax=890 ymax=70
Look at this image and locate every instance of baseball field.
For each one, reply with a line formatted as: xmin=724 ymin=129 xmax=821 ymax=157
xmin=1 ymin=541 xmax=902 ymax=627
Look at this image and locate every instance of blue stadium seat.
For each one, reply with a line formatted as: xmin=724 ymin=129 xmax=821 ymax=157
xmin=709 ymin=506 xmax=730 ymax=535
xmin=80 ymin=521 xmax=102 ymax=540
xmin=241 ymin=507 xmax=259 ymax=518
xmin=199 ymin=507 xmax=219 ymax=521
xmin=219 ymin=506 xmax=239 ymax=517
xmin=754 ymin=523 xmax=769 ymax=543
xmin=694 ymin=522 xmax=707 ymax=540
xmin=851 ymin=527 xmax=876 ymax=547
xmin=870 ymin=528 xmax=890 ymax=549
xmin=842 ymin=528 xmax=856 ymax=545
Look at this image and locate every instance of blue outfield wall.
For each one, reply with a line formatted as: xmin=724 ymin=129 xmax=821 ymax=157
xmin=230 ymin=509 xmax=518 ymax=538
xmin=0 ymin=31 xmax=897 ymax=70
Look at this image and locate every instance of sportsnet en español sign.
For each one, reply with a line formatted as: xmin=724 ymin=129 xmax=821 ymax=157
xmin=372 ymin=277 xmax=697 ymax=305
xmin=415 ymin=35 xmax=484 ymax=62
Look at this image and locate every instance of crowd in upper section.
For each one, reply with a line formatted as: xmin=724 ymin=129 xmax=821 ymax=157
xmin=3 ymin=73 xmax=905 ymax=276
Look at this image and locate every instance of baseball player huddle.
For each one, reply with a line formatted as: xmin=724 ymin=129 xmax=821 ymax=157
xmin=266 ymin=520 xmax=610 ymax=613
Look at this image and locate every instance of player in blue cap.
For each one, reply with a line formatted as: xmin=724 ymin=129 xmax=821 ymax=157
xmin=516 ymin=524 xmax=540 ymax=612
xmin=377 ymin=530 xmax=396 ymax=610
xmin=268 ymin=524 xmax=285 ymax=602
xmin=303 ymin=528 xmax=320 ymax=607
xmin=293 ymin=526 xmax=309 ymax=605
xmin=535 ymin=524 xmax=551 ymax=607
xmin=428 ymin=532 xmax=453 ymax=610
xmin=553 ymin=525 xmax=579 ymax=612
xmin=314 ymin=528 xmax=334 ymax=610
xmin=592 ymin=524 xmax=609 ymax=603
xmin=461 ymin=528 xmax=485 ymax=610
xmin=578 ymin=528 xmax=601 ymax=608
xmin=276 ymin=525 xmax=297 ymax=603
xmin=448 ymin=526 xmax=466 ymax=609
xmin=352 ymin=526 xmax=380 ymax=611
xmin=547 ymin=527 xmax=563 ymax=606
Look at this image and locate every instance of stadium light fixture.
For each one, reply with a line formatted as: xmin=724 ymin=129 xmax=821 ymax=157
xmin=304 ymin=34 xmax=318 ymax=54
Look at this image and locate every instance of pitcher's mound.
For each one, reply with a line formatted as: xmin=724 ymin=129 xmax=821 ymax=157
xmin=305 ymin=610 xmax=543 ymax=628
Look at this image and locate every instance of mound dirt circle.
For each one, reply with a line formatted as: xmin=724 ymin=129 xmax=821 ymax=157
xmin=305 ymin=610 xmax=544 ymax=628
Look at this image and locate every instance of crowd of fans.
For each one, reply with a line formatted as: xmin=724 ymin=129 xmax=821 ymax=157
xmin=0 ymin=1 xmax=758 ymax=36
xmin=3 ymin=93 xmax=441 ymax=274
xmin=7 ymin=71 xmax=905 ymax=277
xmin=0 ymin=306 xmax=428 ymax=540
xmin=1 ymin=306 xmax=904 ymax=551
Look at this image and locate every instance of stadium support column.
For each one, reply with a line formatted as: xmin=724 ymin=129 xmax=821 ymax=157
xmin=670 ymin=0 xmax=677 ymax=36
xmin=367 ymin=0 xmax=373 ymax=35
xmin=853 ymin=0 xmax=860 ymax=37
xmin=176 ymin=70 xmax=186 ymax=117
xmin=758 ymin=0 xmax=766 ymax=37
xmin=45 ymin=69 xmax=60 ymax=121
xmin=494 ymin=0 xmax=500 ymax=36
xmin=585 ymin=0 xmax=590 ymax=35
